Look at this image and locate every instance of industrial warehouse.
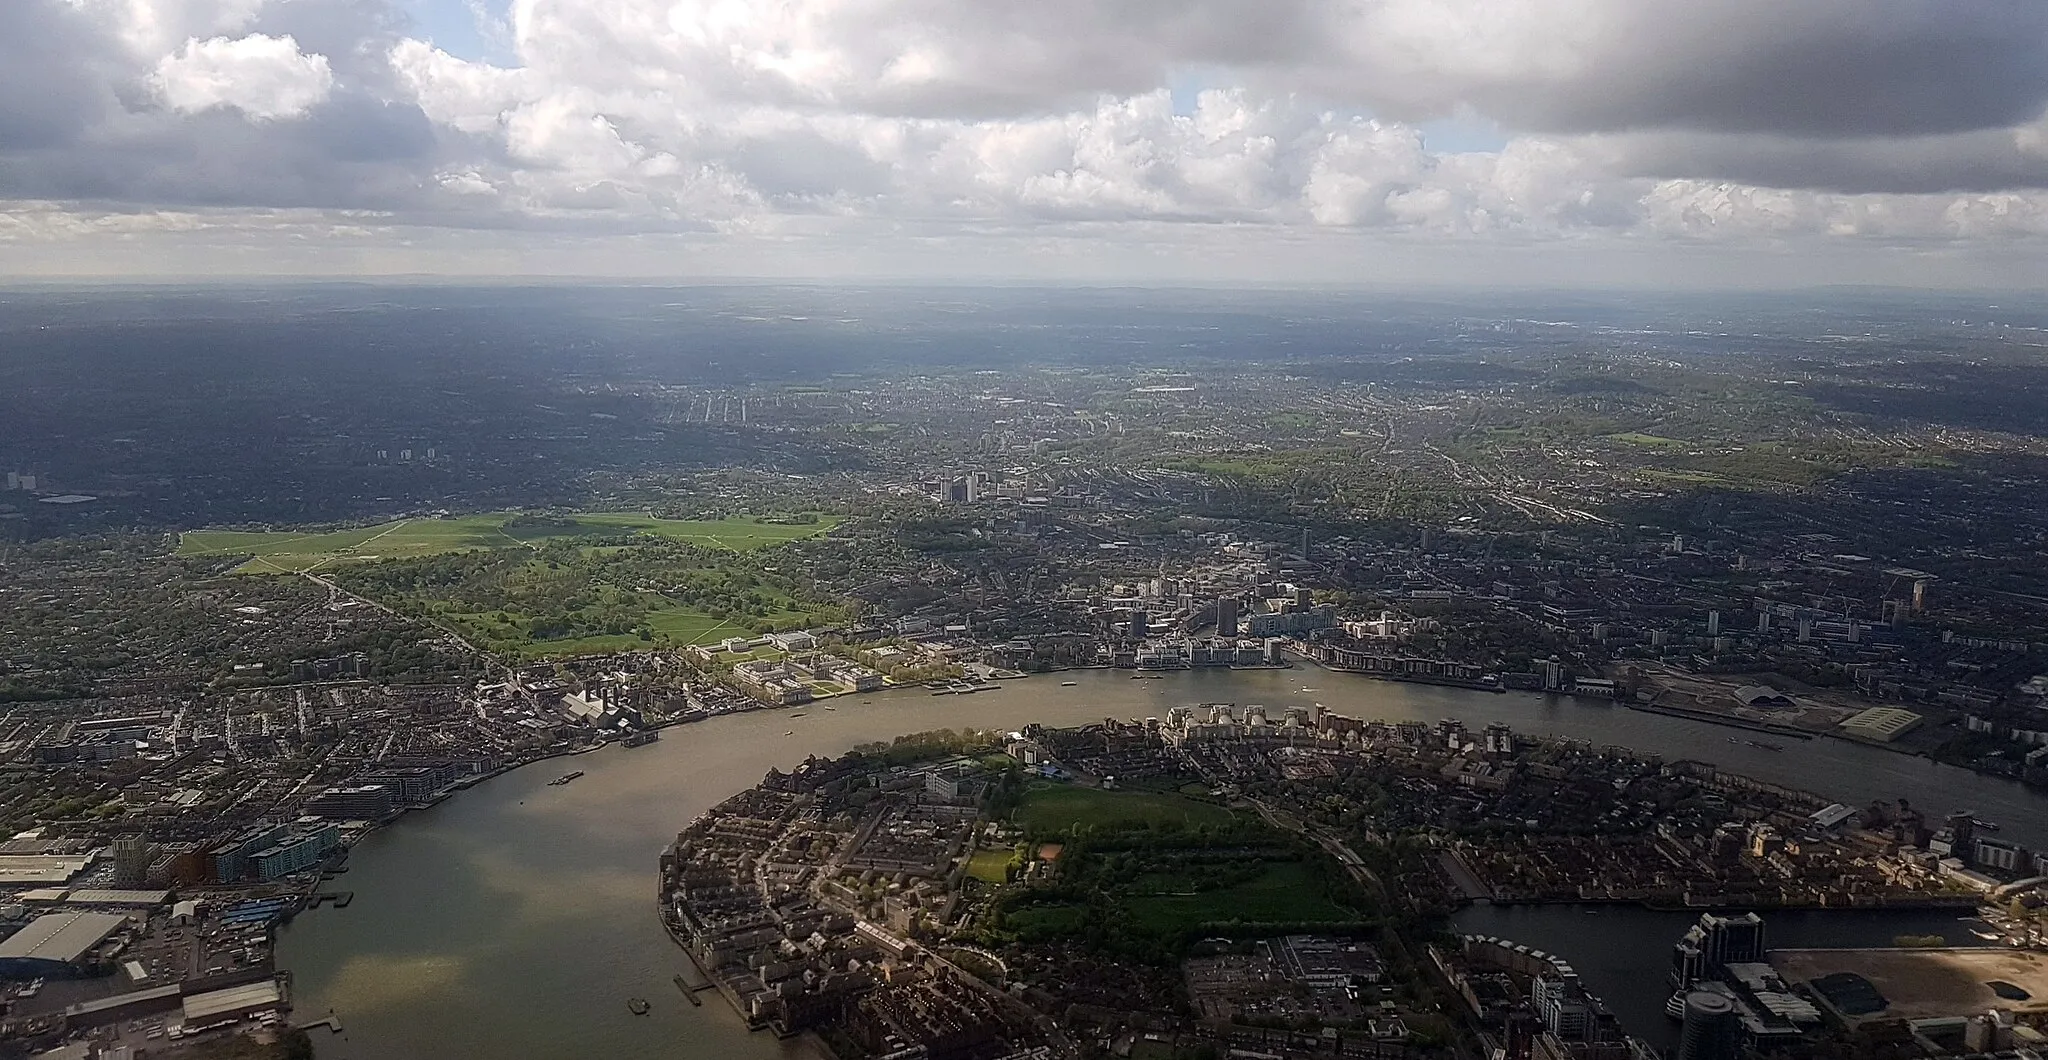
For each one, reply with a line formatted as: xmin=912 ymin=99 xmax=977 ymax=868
xmin=0 ymin=911 xmax=129 ymax=980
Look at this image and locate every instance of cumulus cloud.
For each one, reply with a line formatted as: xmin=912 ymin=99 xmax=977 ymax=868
xmin=152 ymin=33 xmax=335 ymax=120
xmin=499 ymin=0 xmax=2048 ymax=138
xmin=9 ymin=0 xmax=2048 ymax=274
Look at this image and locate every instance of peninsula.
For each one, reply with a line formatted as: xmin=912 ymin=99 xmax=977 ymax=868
xmin=662 ymin=707 xmax=2021 ymax=1060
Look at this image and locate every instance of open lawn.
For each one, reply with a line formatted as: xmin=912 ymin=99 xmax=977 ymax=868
xmin=644 ymin=607 xmax=740 ymax=644
xmin=178 ymin=511 xmax=838 ymax=574
xmin=967 ymin=849 xmax=1013 ymax=885
xmin=1004 ymin=901 xmax=1090 ymax=939
xmin=433 ymin=603 xmax=745 ymax=657
xmin=1012 ymin=784 xmax=1235 ymax=833
xmin=1123 ymin=861 xmax=1358 ymax=933
xmin=1606 ymin=431 xmax=1688 ymax=448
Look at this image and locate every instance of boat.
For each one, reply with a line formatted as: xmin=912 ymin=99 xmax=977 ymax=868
xmin=1973 ymin=930 xmax=2003 ymax=941
xmin=788 ymin=713 xmax=807 ymax=719
xmin=622 ymin=730 xmax=660 ymax=747
xmin=1061 ymin=681 xmax=1078 ymax=687
xmin=824 ymin=706 xmax=838 ymax=711
xmin=627 ymin=998 xmax=650 ymax=1016
xmin=548 ymin=771 xmax=584 ymax=786
xmin=783 ymin=730 xmax=795 ymax=736
xmin=1745 ymin=740 xmax=1784 ymax=751
xmin=1976 ymin=820 xmax=2002 ymax=832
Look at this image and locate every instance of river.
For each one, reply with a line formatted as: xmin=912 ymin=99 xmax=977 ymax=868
xmin=274 ymin=668 xmax=2045 ymax=1059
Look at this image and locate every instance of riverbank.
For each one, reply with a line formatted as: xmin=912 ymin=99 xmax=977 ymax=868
xmin=1453 ymin=903 xmax=2008 ymax=1050
xmin=273 ymin=666 xmax=2048 ymax=1060
xmin=1625 ymin=700 xmax=1815 ymax=738
xmin=1457 ymin=893 xmax=1980 ymax=912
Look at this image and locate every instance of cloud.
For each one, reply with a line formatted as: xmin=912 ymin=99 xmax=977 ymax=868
xmin=1583 ymin=117 xmax=2048 ymax=195
xmin=497 ymin=0 xmax=2048 ymax=138
xmin=151 ymin=33 xmax=336 ymax=120
xmin=8 ymin=0 xmax=2048 ymax=276
xmin=1309 ymin=0 xmax=2048 ymax=138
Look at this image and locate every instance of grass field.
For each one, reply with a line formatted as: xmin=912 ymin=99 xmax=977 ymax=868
xmin=1004 ymin=901 xmax=1090 ymax=939
xmin=967 ymin=849 xmax=1013 ymax=885
xmin=1606 ymin=432 xmax=1688 ymax=448
xmin=177 ymin=512 xmax=838 ymax=574
xmin=1012 ymin=784 xmax=1235 ymax=833
xmin=1123 ymin=861 xmax=1357 ymax=932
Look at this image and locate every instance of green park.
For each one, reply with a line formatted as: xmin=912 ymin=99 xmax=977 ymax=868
xmin=176 ymin=511 xmax=846 ymax=657
xmin=177 ymin=511 xmax=837 ymax=574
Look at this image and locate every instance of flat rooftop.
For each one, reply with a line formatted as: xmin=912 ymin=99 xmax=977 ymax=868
xmin=0 ymin=853 xmax=95 ymax=885
xmin=1771 ymin=948 xmax=2048 ymax=1025
xmin=183 ymin=979 xmax=283 ymax=1023
xmin=0 ymin=911 xmax=128 ymax=964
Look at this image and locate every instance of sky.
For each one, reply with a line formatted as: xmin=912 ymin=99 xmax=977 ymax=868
xmin=5 ymin=0 xmax=2048 ymax=286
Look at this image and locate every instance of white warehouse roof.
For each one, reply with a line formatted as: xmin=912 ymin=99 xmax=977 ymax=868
xmin=0 ymin=911 xmax=128 ymax=963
